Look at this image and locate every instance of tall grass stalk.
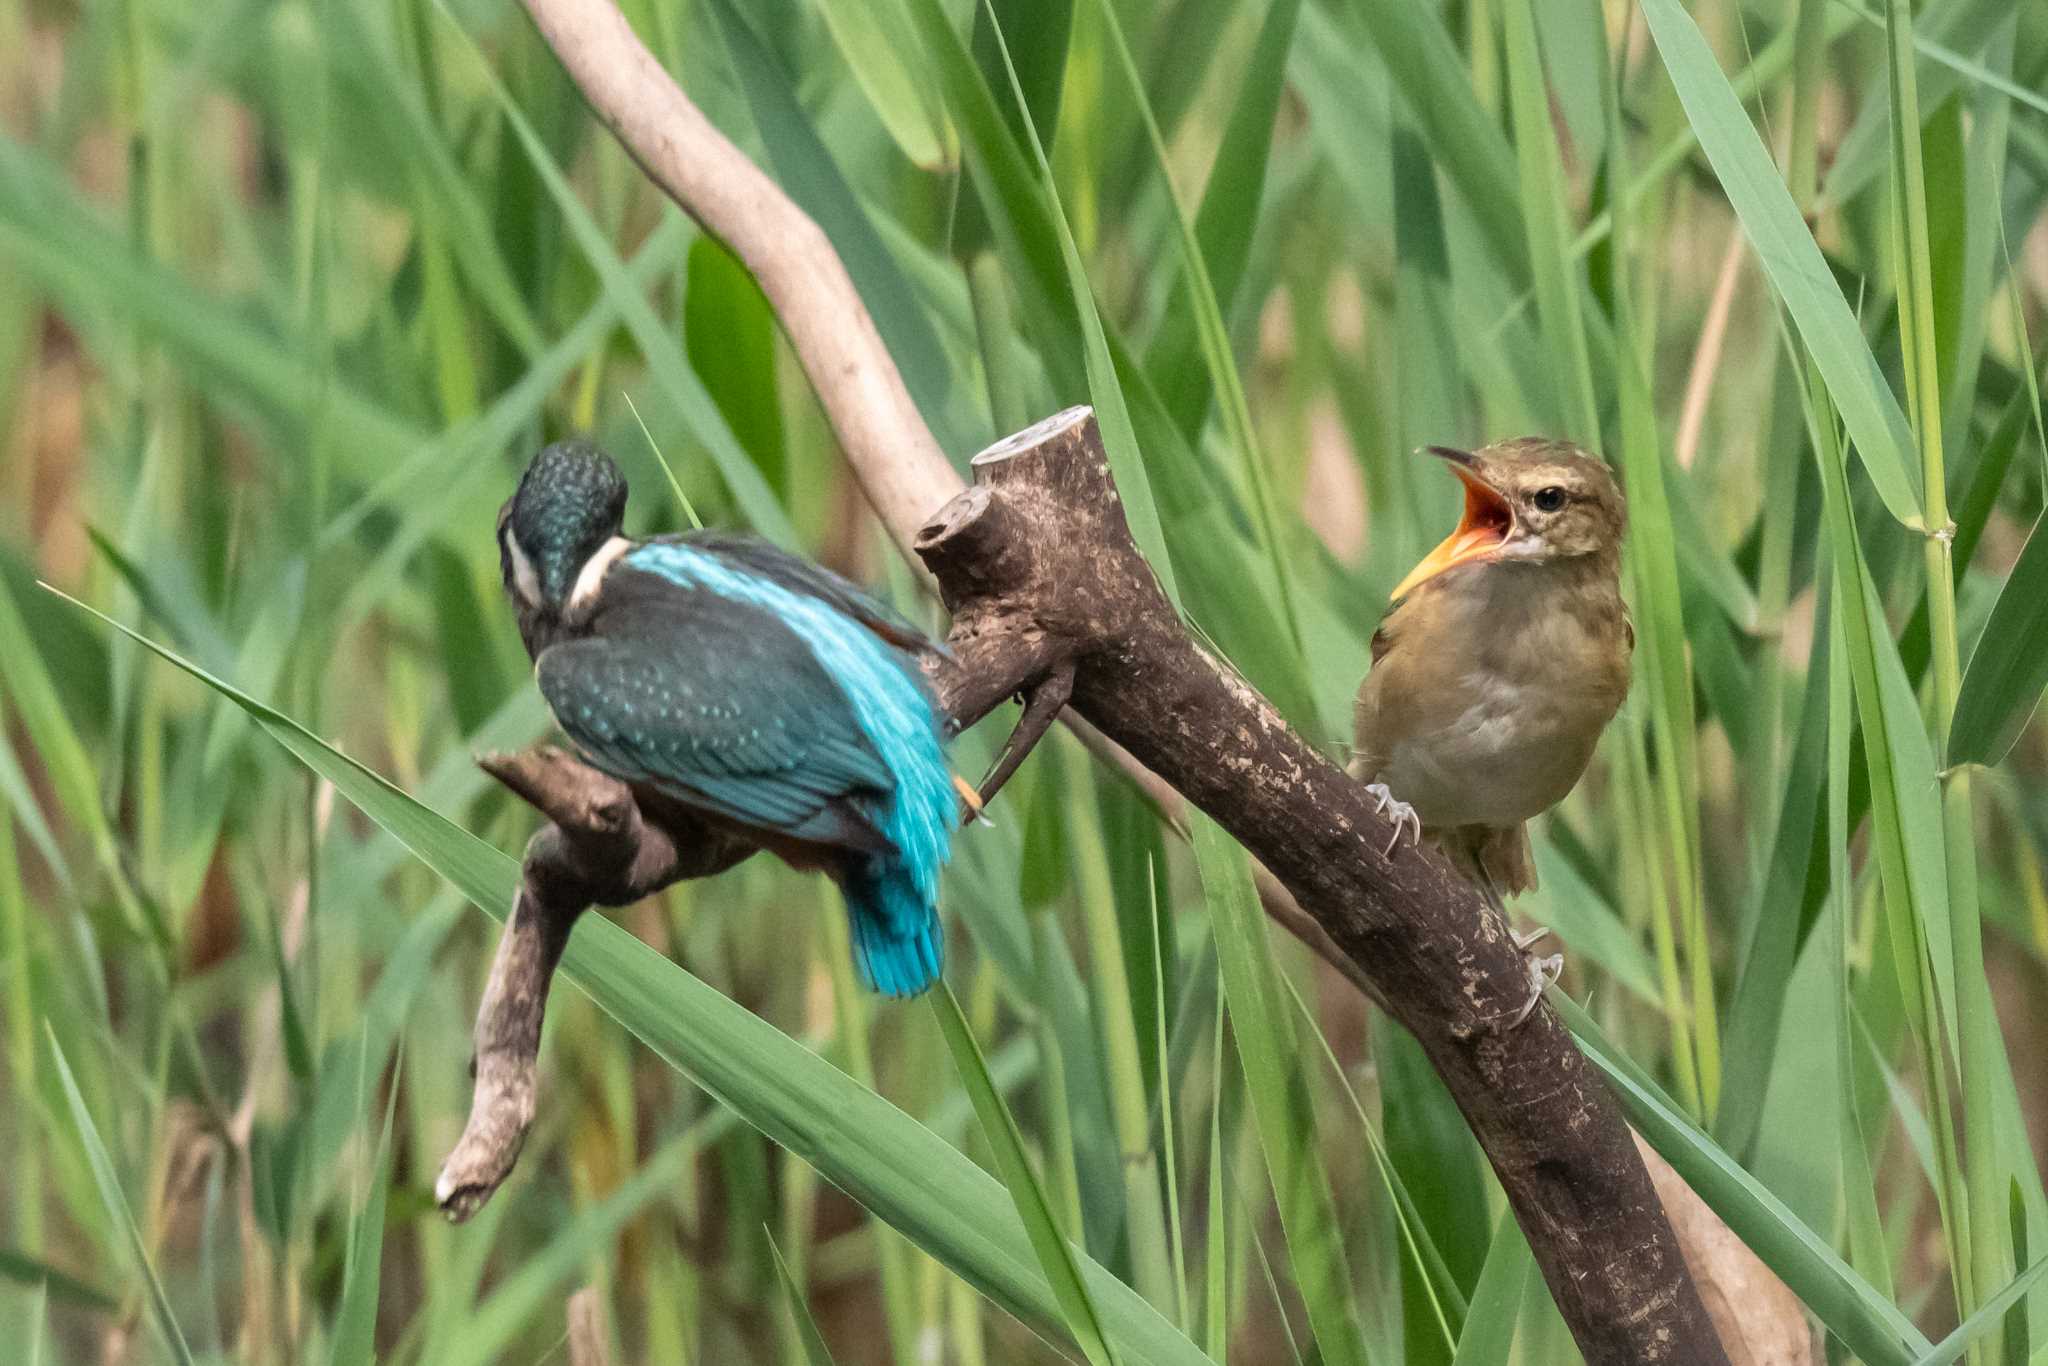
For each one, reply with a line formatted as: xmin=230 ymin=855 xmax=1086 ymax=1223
xmin=1885 ymin=0 xmax=2012 ymax=1350
xmin=1059 ymin=741 xmax=1178 ymax=1315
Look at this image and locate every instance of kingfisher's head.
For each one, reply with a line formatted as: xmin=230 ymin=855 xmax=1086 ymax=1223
xmin=499 ymin=440 xmax=629 ymax=615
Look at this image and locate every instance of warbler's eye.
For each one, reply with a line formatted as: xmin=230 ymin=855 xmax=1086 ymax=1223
xmin=1532 ymin=486 xmax=1567 ymax=513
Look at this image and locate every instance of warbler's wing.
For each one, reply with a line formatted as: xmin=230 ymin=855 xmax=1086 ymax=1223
xmin=537 ymin=572 xmax=895 ymax=851
xmin=658 ymin=529 xmax=940 ymax=655
xmin=1350 ymin=599 xmax=1408 ymax=779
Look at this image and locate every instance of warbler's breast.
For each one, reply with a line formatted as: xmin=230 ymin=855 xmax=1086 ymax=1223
xmin=1362 ymin=559 xmax=1629 ymax=830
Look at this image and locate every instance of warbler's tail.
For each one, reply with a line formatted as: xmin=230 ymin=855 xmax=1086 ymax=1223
xmin=1442 ymin=822 xmax=1537 ymax=913
xmin=842 ymin=855 xmax=944 ymax=998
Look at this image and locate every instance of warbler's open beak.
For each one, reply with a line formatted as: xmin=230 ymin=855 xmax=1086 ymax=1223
xmin=1389 ymin=447 xmax=1515 ymax=601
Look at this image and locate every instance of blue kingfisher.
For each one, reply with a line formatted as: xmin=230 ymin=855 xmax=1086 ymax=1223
xmin=497 ymin=440 xmax=962 ymax=997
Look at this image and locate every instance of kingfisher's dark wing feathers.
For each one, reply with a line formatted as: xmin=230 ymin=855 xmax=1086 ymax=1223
xmin=652 ymin=530 xmax=938 ymax=655
xmin=536 ymin=576 xmax=896 ymax=850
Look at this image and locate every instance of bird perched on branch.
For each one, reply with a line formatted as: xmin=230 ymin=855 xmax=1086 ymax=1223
xmin=497 ymin=440 xmax=962 ymax=997
xmin=1350 ymin=439 xmax=1632 ymax=1024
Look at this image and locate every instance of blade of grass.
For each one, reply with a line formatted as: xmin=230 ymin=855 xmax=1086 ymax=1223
xmin=932 ymin=983 xmax=1119 ymax=1366
xmin=1203 ymin=987 xmax=1228 ymax=1361
xmin=46 ymin=1028 xmax=194 ymax=1366
xmin=625 ymin=392 xmax=704 ymax=531
xmin=0 ymin=577 xmax=150 ymax=942
xmin=1639 ymin=0 xmax=1924 ymax=527
xmin=441 ymin=1130 xmax=703 ymax=1366
xmin=768 ymin=1229 xmax=843 ymax=1366
xmin=1382 ymin=114 xmax=1463 ymax=576
xmin=1717 ymin=615 xmax=1832 ymax=1152
xmin=324 ymin=0 xmax=544 ymax=358
xmin=1190 ymin=818 xmax=1371 ymax=1366
xmin=1831 ymin=597 xmax=1895 ymax=1300
xmin=0 ymin=1250 xmax=116 ymax=1313
xmin=1886 ymin=0 xmax=2014 ymax=1341
xmin=436 ymin=6 xmax=795 ymax=546
xmin=1554 ymin=991 xmax=1931 ymax=1364
xmin=1525 ymin=835 xmax=1662 ymax=1005
xmin=1058 ymin=672 xmax=1176 ymax=1317
xmin=817 ymin=882 xmax=922 ymax=1362
xmin=0 ymin=139 xmax=427 ymax=487
xmin=908 ymin=0 xmax=1324 ymax=734
xmin=1449 ymin=1212 xmax=1533 ymax=1366
xmin=1913 ymin=1257 xmax=2048 ymax=1366
xmin=1086 ymin=0 xmax=1309 ymax=674
xmin=25 ymin=1281 xmax=44 ymax=1366
xmin=904 ymin=0 xmax=1219 ymax=617
xmin=1950 ymin=512 xmax=2048 ymax=767
xmin=951 ymin=0 xmax=1071 ymax=268
xmin=1503 ymin=0 xmax=1598 ymax=443
xmin=326 ymin=223 xmax=690 ymax=630
xmin=810 ymin=0 xmax=953 ymax=171
xmin=1801 ymin=351 xmax=1972 ymax=1310
xmin=1288 ymin=980 xmax=1463 ymax=1353
xmin=327 ymin=1040 xmax=399 ymax=1366
xmin=0 ymin=768 xmax=45 ymax=1259
xmin=1151 ymin=866 xmax=1191 ymax=1332
xmin=1339 ymin=0 xmax=1526 ymax=289
xmin=1822 ymin=0 xmax=2042 ymax=208
xmin=51 ymin=593 xmax=1217 ymax=1366
xmin=0 ymin=725 xmax=70 ymax=890
xmin=706 ymin=0 xmax=964 ymax=451
xmin=1140 ymin=0 xmax=1301 ymax=442
xmin=683 ymin=236 xmax=788 ymax=499
xmin=1593 ymin=0 xmax=1718 ymax=1118
xmin=974 ymin=3 xmax=1179 ymax=604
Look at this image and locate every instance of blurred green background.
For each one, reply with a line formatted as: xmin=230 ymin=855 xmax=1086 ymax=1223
xmin=2 ymin=0 xmax=2046 ymax=1361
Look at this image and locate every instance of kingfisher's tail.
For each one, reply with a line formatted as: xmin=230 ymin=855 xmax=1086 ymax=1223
xmin=842 ymin=856 xmax=944 ymax=998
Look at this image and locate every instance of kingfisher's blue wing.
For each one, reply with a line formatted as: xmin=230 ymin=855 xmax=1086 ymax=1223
xmin=655 ymin=530 xmax=939 ymax=655
xmin=535 ymin=580 xmax=897 ymax=849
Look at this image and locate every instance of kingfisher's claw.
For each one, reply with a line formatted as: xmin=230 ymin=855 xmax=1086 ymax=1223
xmin=1363 ymin=782 xmax=1423 ymax=858
xmin=1507 ymin=926 xmax=1564 ymax=1027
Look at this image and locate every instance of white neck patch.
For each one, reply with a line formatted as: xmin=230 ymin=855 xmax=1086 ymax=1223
xmin=569 ymin=536 xmax=632 ymax=612
xmin=505 ymin=531 xmax=542 ymax=607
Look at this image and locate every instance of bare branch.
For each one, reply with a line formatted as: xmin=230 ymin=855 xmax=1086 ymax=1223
xmin=436 ymin=770 xmax=749 ymax=1217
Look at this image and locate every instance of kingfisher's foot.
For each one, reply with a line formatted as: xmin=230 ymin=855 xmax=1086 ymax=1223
xmin=1507 ymin=926 xmax=1564 ymax=1028
xmin=952 ymin=773 xmax=995 ymax=828
xmin=1363 ymin=782 xmax=1423 ymax=858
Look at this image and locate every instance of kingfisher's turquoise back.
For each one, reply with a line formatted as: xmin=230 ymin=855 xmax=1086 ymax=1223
xmin=623 ymin=541 xmax=953 ymax=996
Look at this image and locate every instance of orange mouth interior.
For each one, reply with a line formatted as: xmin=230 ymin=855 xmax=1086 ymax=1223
xmin=1389 ymin=470 xmax=1514 ymax=600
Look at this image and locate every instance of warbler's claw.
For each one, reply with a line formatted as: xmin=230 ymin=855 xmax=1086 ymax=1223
xmin=1364 ymin=782 xmax=1423 ymax=858
xmin=1507 ymin=927 xmax=1564 ymax=1027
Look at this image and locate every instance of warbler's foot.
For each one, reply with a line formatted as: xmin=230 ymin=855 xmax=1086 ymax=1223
xmin=1364 ymin=782 xmax=1423 ymax=858
xmin=1507 ymin=926 xmax=1564 ymax=1028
